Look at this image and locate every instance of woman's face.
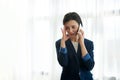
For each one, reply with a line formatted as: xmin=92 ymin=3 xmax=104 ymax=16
xmin=64 ymin=20 xmax=79 ymax=37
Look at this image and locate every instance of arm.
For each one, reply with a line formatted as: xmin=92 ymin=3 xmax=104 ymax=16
xmin=55 ymin=40 xmax=68 ymax=67
xmin=81 ymin=41 xmax=95 ymax=71
xmin=77 ymin=29 xmax=94 ymax=71
xmin=55 ymin=27 xmax=70 ymax=67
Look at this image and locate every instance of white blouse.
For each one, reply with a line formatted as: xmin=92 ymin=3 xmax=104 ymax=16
xmin=71 ymin=41 xmax=78 ymax=53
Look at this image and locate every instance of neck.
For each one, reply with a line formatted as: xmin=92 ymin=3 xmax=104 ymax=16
xmin=70 ymin=36 xmax=78 ymax=42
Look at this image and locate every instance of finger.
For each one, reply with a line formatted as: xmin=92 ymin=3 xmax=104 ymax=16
xmin=61 ymin=28 xmax=64 ymax=34
xmin=78 ymin=31 xmax=82 ymax=35
xmin=63 ymin=26 xmax=68 ymax=35
xmin=80 ymin=29 xmax=84 ymax=35
xmin=63 ymin=27 xmax=67 ymax=32
xmin=61 ymin=27 xmax=67 ymax=36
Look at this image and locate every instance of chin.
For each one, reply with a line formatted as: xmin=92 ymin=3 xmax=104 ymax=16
xmin=70 ymin=34 xmax=76 ymax=37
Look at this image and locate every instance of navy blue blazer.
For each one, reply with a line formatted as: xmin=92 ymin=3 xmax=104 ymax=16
xmin=55 ymin=38 xmax=95 ymax=80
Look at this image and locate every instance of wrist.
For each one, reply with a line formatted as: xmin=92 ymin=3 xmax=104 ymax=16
xmin=79 ymin=39 xmax=84 ymax=44
xmin=61 ymin=37 xmax=66 ymax=43
xmin=61 ymin=39 xmax=66 ymax=48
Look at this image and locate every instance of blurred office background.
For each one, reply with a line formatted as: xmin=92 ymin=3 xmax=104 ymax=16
xmin=0 ymin=0 xmax=120 ymax=80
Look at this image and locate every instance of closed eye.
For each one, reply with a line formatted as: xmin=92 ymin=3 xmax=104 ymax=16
xmin=65 ymin=27 xmax=69 ymax=30
xmin=72 ymin=26 xmax=75 ymax=29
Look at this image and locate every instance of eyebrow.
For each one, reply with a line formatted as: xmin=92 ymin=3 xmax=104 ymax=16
xmin=65 ymin=26 xmax=69 ymax=28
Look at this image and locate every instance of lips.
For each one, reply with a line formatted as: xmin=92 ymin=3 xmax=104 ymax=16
xmin=70 ymin=33 xmax=76 ymax=36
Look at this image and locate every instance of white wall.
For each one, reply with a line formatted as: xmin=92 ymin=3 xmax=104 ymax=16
xmin=0 ymin=0 xmax=120 ymax=80
xmin=0 ymin=0 xmax=32 ymax=80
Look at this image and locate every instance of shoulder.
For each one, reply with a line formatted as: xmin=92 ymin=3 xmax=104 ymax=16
xmin=84 ymin=38 xmax=94 ymax=52
xmin=84 ymin=38 xmax=93 ymax=44
xmin=55 ymin=39 xmax=61 ymax=43
xmin=55 ymin=39 xmax=61 ymax=46
xmin=84 ymin=38 xmax=94 ymax=48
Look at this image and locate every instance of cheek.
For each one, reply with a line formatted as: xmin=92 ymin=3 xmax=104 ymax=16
xmin=74 ymin=29 xmax=78 ymax=32
xmin=75 ymin=29 xmax=78 ymax=31
xmin=76 ymin=27 xmax=79 ymax=31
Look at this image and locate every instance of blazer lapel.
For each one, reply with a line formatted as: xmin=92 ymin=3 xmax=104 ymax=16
xmin=77 ymin=43 xmax=81 ymax=56
xmin=67 ymin=39 xmax=76 ymax=54
xmin=67 ymin=39 xmax=80 ymax=65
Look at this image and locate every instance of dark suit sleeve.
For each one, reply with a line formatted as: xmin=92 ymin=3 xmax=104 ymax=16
xmin=82 ymin=41 xmax=95 ymax=71
xmin=55 ymin=40 xmax=68 ymax=67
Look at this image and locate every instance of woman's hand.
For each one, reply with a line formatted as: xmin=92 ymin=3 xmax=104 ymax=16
xmin=77 ymin=29 xmax=84 ymax=43
xmin=77 ymin=29 xmax=88 ymax=57
xmin=61 ymin=27 xmax=70 ymax=41
xmin=60 ymin=27 xmax=69 ymax=48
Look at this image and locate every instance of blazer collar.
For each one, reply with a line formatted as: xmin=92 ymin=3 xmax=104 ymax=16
xmin=67 ymin=39 xmax=81 ymax=54
xmin=66 ymin=39 xmax=81 ymax=65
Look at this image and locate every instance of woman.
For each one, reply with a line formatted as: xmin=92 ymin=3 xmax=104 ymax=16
xmin=55 ymin=12 xmax=95 ymax=80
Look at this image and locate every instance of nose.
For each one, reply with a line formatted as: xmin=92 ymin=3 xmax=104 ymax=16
xmin=69 ymin=28 xmax=74 ymax=34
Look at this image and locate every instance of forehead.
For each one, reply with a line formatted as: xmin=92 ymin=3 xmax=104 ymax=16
xmin=64 ymin=20 xmax=78 ymax=26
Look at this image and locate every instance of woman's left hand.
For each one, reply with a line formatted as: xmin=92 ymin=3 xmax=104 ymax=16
xmin=77 ymin=29 xmax=84 ymax=43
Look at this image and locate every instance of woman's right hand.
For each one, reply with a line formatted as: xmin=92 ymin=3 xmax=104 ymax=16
xmin=61 ymin=27 xmax=69 ymax=41
xmin=60 ymin=27 xmax=69 ymax=48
